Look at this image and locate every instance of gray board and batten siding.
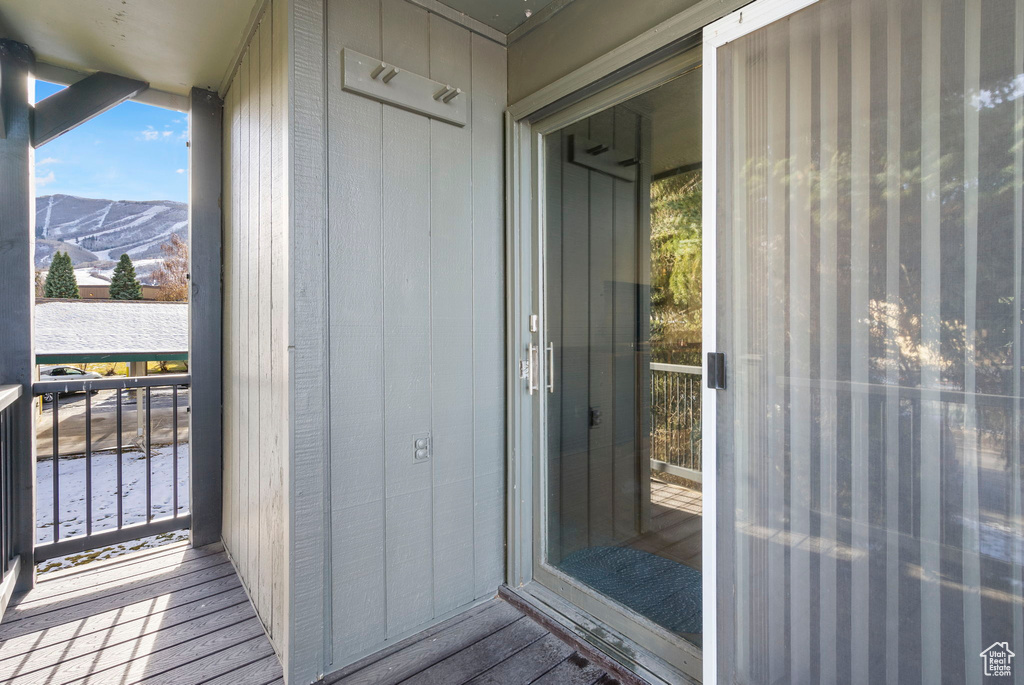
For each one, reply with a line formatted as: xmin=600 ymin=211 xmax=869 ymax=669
xmin=235 ymin=0 xmax=510 ymax=683
xmin=320 ymin=0 xmax=507 ymax=675
xmin=220 ymin=0 xmax=289 ymax=668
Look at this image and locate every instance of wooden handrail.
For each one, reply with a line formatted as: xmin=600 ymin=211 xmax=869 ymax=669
xmin=0 ymin=385 xmax=22 ymax=413
xmin=650 ymin=362 xmax=702 ymax=375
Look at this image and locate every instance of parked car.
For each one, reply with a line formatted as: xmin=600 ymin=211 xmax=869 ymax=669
xmin=39 ymin=366 xmax=103 ymax=403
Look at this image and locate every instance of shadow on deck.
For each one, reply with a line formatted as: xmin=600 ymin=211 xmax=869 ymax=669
xmin=0 ymin=542 xmax=620 ymax=685
xmin=324 ymin=598 xmax=619 ymax=685
xmin=0 ymin=541 xmax=282 ymax=684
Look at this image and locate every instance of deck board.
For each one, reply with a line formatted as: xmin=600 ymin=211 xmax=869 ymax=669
xmin=327 ymin=598 xmax=618 ymax=685
xmin=466 ymin=633 xmax=575 ymax=685
xmin=2 ymin=547 xmax=622 ymax=685
xmin=0 ymin=543 xmax=281 ymax=685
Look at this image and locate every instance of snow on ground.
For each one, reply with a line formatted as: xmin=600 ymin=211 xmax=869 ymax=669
xmin=72 ymin=259 xmax=161 ymax=282
xmin=73 ymin=268 xmax=112 ymax=286
xmin=36 ymin=444 xmax=190 ymax=573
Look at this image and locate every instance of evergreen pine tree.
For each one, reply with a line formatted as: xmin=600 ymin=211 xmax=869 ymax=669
xmin=109 ymin=254 xmax=143 ymax=300
xmin=43 ymin=252 xmax=79 ymax=299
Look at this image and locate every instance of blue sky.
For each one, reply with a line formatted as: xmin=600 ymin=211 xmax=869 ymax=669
xmin=33 ymin=80 xmax=189 ymax=203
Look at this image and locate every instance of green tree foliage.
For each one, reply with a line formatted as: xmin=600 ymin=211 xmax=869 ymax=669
xmin=650 ymin=170 xmax=702 ymax=364
xmin=109 ymin=254 xmax=143 ymax=300
xmin=43 ymin=251 xmax=79 ymax=299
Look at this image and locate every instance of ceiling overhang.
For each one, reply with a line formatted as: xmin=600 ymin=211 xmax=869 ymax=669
xmin=0 ymin=0 xmax=264 ymax=108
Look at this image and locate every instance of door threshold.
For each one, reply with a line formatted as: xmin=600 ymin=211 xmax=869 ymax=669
xmin=498 ymin=584 xmax=700 ymax=685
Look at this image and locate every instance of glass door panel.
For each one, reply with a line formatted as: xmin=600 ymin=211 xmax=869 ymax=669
xmin=541 ymin=63 xmax=705 ymax=653
xmin=711 ymin=0 xmax=1024 ymax=682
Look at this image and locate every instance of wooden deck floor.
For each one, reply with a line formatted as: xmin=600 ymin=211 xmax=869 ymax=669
xmin=325 ymin=598 xmax=618 ymax=685
xmin=0 ymin=542 xmax=283 ymax=685
xmin=0 ymin=543 xmax=620 ymax=685
xmin=626 ymin=479 xmax=702 ymax=569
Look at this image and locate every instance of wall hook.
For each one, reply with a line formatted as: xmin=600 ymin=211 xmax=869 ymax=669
xmin=587 ymin=143 xmax=609 ymax=155
xmin=341 ymin=48 xmax=467 ymax=127
xmin=618 ymin=157 xmax=640 ymax=167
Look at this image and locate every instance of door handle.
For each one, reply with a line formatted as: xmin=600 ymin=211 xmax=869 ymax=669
xmin=546 ymin=342 xmax=555 ymax=393
xmin=707 ymin=352 xmax=726 ymax=390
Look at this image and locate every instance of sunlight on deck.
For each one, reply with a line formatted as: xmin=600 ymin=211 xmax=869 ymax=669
xmin=0 ymin=542 xmax=282 ymax=684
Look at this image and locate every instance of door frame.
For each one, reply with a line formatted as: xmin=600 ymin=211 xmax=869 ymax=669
xmin=503 ymin=2 xmax=750 ymax=683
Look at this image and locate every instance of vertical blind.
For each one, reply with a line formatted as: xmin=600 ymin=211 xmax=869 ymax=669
xmin=715 ymin=0 xmax=1024 ymax=682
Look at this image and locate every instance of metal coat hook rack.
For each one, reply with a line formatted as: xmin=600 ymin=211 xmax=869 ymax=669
xmin=568 ymin=134 xmax=639 ymax=182
xmin=341 ymin=48 xmax=467 ymax=127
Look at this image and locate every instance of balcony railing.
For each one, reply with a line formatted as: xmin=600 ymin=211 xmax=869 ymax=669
xmin=0 ymin=384 xmax=21 ymax=580
xmin=32 ymin=374 xmax=191 ymax=562
xmin=650 ymin=363 xmax=702 ymax=483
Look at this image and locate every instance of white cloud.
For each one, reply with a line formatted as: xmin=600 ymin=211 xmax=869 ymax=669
xmin=138 ymin=126 xmax=161 ymax=141
xmin=175 ymin=169 xmax=185 ymax=174
xmin=162 ymin=130 xmax=173 ymax=137
xmin=37 ymin=157 xmax=61 ymax=166
xmin=36 ymin=170 xmax=56 ymax=187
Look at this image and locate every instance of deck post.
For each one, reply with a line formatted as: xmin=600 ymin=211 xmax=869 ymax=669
xmin=0 ymin=39 xmax=36 ymax=591
xmin=188 ymin=87 xmax=224 ymax=548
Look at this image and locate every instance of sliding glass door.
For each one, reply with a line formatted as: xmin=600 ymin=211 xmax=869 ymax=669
xmin=533 ymin=49 xmax=706 ymax=680
xmin=706 ymin=0 xmax=1024 ymax=682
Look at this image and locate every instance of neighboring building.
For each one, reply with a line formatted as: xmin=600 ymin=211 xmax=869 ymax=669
xmin=34 ymin=300 xmax=187 ymax=365
xmin=69 ymin=285 xmax=169 ymax=300
xmin=1 ymin=1 xmax=1022 ymax=684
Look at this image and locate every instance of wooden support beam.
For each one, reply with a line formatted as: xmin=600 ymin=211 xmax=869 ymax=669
xmin=0 ymin=38 xmax=36 ymax=592
xmin=31 ymin=71 xmax=147 ymax=148
xmin=188 ymin=87 xmax=224 ymax=548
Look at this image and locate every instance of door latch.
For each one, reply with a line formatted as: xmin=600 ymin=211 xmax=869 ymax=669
xmin=524 ymin=345 xmax=539 ymax=395
xmin=707 ymin=352 xmax=726 ymax=390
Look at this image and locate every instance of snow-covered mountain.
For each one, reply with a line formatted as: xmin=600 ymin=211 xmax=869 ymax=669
xmin=35 ymin=194 xmax=188 ymax=268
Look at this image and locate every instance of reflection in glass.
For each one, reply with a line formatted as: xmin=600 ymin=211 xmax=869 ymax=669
xmin=543 ymin=64 xmax=704 ymax=646
xmin=714 ymin=1 xmax=1024 ymax=682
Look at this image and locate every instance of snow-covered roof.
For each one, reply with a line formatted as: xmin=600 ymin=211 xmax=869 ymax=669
xmin=35 ymin=300 xmax=187 ymax=358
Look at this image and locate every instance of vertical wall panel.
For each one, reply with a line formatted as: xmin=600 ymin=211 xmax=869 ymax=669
xmin=246 ymin=27 xmax=262 ymax=614
xmin=429 ymin=13 xmax=475 ymax=618
xmin=381 ymin=0 xmax=434 ymax=640
xmin=328 ymin=0 xmax=387 ymax=663
xmin=290 ymin=0 xmax=330 ymax=677
xmin=269 ymin=0 xmax=288 ymax=650
xmin=236 ymin=46 xmax=251 ymax=590
xmin=220 ymin=0 xmax=288 ymax=664
xmin=222 ymin=77 xmax=236 ymax=558
xmin=257 ymin=13 xmax=274 ymax=629
xmin=470 ymin=31 xmax=508 ymax=599
xmin=322 ymin=0 xmax=508 ymax=669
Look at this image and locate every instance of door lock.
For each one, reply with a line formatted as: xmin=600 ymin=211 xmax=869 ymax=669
xmin=525 ymin=345 xmax=539 ymax=395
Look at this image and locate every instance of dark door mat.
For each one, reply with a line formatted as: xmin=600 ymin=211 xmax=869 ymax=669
xmin=559 ymin=546 xmax=702 ymax=634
